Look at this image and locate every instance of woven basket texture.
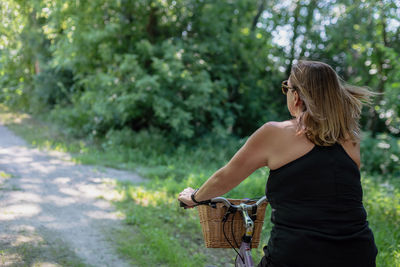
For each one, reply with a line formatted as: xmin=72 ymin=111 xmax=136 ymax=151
xmin=197 ymin=199 xmax=267 ymax=248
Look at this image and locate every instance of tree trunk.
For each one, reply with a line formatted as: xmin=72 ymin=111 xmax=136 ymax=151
xmin=251 ymin=0 xmax=266 ymax=32
xmin=146 ymin=5 xmax=158 ymax=43
xmin=367 ymin=3 xmax=389 ymax=136
xmin=299 ymin=0 xmax=317 ymax=59
xmin=286 ymin=0 xmax=301 ymax=77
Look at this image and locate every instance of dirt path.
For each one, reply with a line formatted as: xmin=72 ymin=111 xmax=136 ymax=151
xmin=0 ymin=124 xmax=144 ymax=266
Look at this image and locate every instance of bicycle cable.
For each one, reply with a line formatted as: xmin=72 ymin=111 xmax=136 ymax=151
xmin=221 ymin=198 xmax=265 ymax=265
xmin=222 ymin=211 xmax=244 ymax=263
xmin=231 ymin=211 xmax=240 ymax=248
xmin=231 ymin=211 xmax=245 ymax=264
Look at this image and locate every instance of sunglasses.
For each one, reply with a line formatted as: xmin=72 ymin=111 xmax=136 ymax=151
xmin=281 ymin=80 xmax=295 ymax=95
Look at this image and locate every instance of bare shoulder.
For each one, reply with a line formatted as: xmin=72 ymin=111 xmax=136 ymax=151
xmin=265 ymin=120 xmax=296 ymax=129
xmin=248 ymin=121 xmax=294 ymax=151
xmin=260 ymin=120 xmax=297 ymax=136
xmin=252 ymin=121 xmax=296 ymax=144
xmin=262 ymin=120 xmax=315 ymax=169
xmin=340 ymin=139 xmax=361 ymax=168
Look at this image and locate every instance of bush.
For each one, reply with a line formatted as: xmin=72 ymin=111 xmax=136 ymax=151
xmin=31 ymin=67 xmax=75 ymax=112
xmin=361 ymin=132 xmax=400 ymax=175
xmin=49 ymin=105 xmax=93 ymax=138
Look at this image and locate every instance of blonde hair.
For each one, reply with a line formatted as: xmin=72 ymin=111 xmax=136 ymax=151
xmin=289 ymin=60 xmax=373 ymax=146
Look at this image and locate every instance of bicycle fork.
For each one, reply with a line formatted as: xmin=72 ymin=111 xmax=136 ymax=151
xmin=235 ymin=203 xmax=255 ymax=267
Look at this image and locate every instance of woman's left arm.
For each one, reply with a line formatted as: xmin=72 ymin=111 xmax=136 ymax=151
xmin=178 ymin=123 xmax=274 ymax=206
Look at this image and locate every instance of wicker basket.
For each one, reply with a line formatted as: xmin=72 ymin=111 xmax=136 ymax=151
xmin=197 ymin=199 xmax=268 ymax=248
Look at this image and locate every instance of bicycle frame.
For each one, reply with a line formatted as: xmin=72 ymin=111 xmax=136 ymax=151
xmin=236 ymin=241 xmax=253 ymax=267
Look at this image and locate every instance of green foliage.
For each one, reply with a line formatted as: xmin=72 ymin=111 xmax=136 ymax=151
xmin=361 ymin=132 xmax=400 ymax=175
xmin=32 ymin=67 xmax=75 ymax=111
xmin=362 ymin=176 xmax=400 ymax=266
xmin=2 ymin=0 xmax=400 ymax=139
xmin=1 ymin=0 xmax=287 ymax=141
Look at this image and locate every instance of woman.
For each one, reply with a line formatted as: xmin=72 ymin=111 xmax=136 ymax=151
xmin=178 ymin=60 xmax=378 ymax=267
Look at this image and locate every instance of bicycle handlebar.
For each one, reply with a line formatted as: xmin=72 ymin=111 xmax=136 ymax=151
xmin=179 ymin=196 xmax=267 ymax=210
xmin=210 ymin=196 xmax=267 ymax=210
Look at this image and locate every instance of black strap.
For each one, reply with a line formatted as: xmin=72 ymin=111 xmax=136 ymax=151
xmin=191 ymin=188 xmax=211 ymax=205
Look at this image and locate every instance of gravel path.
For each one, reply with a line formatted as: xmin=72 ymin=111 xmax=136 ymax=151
xmin=0 ymin=124 xmax=144 ymax=266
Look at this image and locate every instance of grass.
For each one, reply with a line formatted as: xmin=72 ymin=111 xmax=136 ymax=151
xmin=0 ymin=104 xmax=399 ymax=266
xmin=110 ymin=177 xmax=271 ymax=266
xmin=362 ymin=176 xmax=400 ymax=266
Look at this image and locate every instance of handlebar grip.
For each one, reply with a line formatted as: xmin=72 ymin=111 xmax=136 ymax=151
xmin=179 ymin=201 xmax=189 ymax=209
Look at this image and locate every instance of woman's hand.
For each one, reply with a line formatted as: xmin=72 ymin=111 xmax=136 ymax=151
xmin=178 ymin=187 xmax=196 ymax=208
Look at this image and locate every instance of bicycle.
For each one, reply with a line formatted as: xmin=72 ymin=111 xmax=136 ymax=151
xmin=180 ymin=196 xmax=268 ymax=267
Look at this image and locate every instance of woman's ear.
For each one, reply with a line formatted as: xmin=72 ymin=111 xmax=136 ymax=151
xmin=293 ymin=91 xmax=302 ymax=107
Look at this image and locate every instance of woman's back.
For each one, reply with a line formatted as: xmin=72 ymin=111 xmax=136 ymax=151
xmin=263 ymin=125 xmax=377 ymax=267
